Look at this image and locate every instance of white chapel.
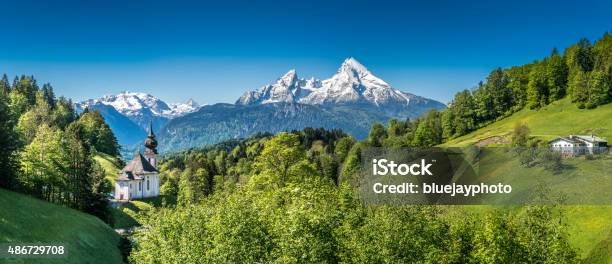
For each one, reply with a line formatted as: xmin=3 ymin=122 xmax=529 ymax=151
xmin=114 ymin=122 xmax=160 ymax=201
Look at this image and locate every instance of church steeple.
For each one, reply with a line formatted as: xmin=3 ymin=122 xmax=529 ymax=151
xmin=144 ymin=121 xmax=158 ymax=168
xmin=144 ymin=121 xmax=158 ymax=153
xmin=147 ymin=121 xmax=155 ymax=138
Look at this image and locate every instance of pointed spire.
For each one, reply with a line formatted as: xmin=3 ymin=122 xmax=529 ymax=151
xmin=144 ymin=120 xmax=158 ymax=154
xmin=148 ymin=121 xmax=155 ymax=137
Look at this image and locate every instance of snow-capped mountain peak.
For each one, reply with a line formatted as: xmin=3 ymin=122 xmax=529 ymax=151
xmin=88 ymin=91 xmax=170 ymax=117
xmin=184 ymin=98 xmax=199 ymax=108
xmin=79 ymin=91 xmax=201 ymax=119
xmin=236 ymin=57 xmax=445 ymax=112
xmin=338 ymin=57 xmax=371 ymax=77
xmin=168 ymin=98 xmax=201 ymax=116
xmin=236 ymin=69 xmax=307 ymax=105
xmin=278 ymin=69 xmax=298 ymax=86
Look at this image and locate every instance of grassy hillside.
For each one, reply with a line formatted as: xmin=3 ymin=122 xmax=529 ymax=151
xmin=0 ymin=188 xmax=123 ymax=264
xmin=94 ymin=153 xmax=121 ymax=185
xmin=475 ymin=149 xmax=611 ymax=261
xmin=442 ymin=99 xmax=611 ymax=262
xmin=443 ymin=98 xmax=612 ymax=146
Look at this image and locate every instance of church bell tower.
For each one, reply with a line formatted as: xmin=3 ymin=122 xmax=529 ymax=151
xmin=144 ymin=121 xmax=158 ymax=168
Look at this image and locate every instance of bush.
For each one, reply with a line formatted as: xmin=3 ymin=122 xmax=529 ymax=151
xmin=539 ymin=148 xmax=563 ymax=173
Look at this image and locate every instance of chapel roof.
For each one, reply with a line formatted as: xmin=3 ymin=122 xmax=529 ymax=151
xmin=120 ymin=153 xmax=158 ymax=175
xmin=117 ymin=171 xmax=138 ymax=181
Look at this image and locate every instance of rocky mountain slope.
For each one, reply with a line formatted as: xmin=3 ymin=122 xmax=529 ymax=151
xmin=237 ymin=58 xmax=445 ymax=117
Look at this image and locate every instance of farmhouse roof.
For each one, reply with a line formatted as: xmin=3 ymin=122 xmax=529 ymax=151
xmin=548 ymin=137 xmax=582 ymax=144
xmin=573 ymin=135 xmax=607 ymax=143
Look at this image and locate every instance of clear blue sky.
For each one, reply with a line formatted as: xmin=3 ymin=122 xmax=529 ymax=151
xmin=0 ymin=0 xmax=610 ymax=104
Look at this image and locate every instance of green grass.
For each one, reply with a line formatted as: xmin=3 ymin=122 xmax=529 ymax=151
xmin=94 ymin=153 xmax=121 ymax=185
xmin=441 ymin=99 xmax=612 ymax=263
xmin=443 ymin=98 xmax=612 ymax=146
xmin=0 ymin=188 xmax=123 ymax=264
xmin=475 ymin=149 xmax=611 ymax=204
xmin=112 ymin=196 xmax=176 ymax=229
xmin=474 ymin=150 xmax=611 ymax=261
xmin=564 ymin=206 xmax=612 ymax=263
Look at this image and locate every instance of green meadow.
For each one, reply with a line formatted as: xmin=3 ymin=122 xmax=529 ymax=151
xmin=0 ymin=188 xmax=123 ymax=264
xmin=441 ymin=98 xmax=611 ymax=262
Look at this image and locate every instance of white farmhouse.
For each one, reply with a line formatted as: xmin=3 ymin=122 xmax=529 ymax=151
xmin=572 ymin=135 xmax=608 ymax=154
xmin=549 ymin=135 xmax=608 ymax=157
xmin=114 ymin=122 xmax=160 ymax=201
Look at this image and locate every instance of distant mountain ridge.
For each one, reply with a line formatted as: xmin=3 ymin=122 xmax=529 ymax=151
xmin=75 ymin=92 xmax=201 ymax=146
xmin=237 ymin=58 xmax=444 ymax=117
xmin=78 ymin=58 xmax=445 ymax=153
xmin=158 ymin=102 xmax=388 ymax=152
xmin=158 ymin=58 xmax=445 ymax=152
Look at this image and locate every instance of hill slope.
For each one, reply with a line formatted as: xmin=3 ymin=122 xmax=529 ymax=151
xmin=0 ymin=188 xmax=123 ymax=264
xmin=442 ymin=99 xmax=611 ymax=262
xmin=443 ymin=98 xmax=612 ymax=146
xmin=94 ymin=153 xmax=122 ymax=185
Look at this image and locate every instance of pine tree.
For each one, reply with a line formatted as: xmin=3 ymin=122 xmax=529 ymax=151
xmin=574 ymin=38 xmax=594 ymax=72
xmin=0 ymin=95 xmax=19 ymax=188
xmin=0 ymin=74 xmax=10 ymax=98
xmin=412 ymin=110 xmax=442 ymax=147
xmin=506 ymin=65 xmax=531 ymax=110
xmin=367 ymin=123 xmax=387 ymax=147
xmin=441 ymin=109 xmax=455 ymax=140
xmin=586 ymin=70 xmax=610 ymax=108
xmin=13 ymin=75 xmax=39 ymax=106
xmin=473 ymin=81 xmax=493 ymax=122
xmin=487 ymin=68 xmax=511 ymax=118
xmin=527 ymin=61 xmax=548 ymax=109
xmin=569 ymin=70 xmax=589 ymax=108
xmin=53 ymin=96 xmax=76 ymax=129
xmin=451 ymin=90 xmax=476 ymax=136
xmin=546 ymin=48 xmax=568 ymax=101
xmin=41 ymin=83 xmax=56 ymax=109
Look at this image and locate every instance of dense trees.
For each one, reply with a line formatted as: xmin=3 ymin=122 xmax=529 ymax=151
xmin=407 ymin=32 xmax=611 ymax=143
xmin=0 ymin=74 xmax=120 ymax=223
xmin=0 ymin=89 xmax=20 ymax=189
xmin=131 ymin=129 xmax=579 ymax=263
xmin=566 ymin=35 xmax=611 ymax=109
xmin=76 ymin=111 xmax=120 ymax=156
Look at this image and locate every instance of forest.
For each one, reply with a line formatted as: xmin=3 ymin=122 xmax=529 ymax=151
xmin=0 ymin=75 xmax=120 ymax=223
xmin=128 ymin=127 xmax=577 ymax=263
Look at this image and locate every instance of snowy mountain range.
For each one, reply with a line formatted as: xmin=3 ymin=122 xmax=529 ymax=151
xmin=75 ymin=92 xmax=201 ymax=147
xmin=79 ymin=91 xmax=200 ymax=119
xmin=157 ymin=58 xmax=445 ymax=152
xmin=78 ymin=58 xmax=445 ymax=153
xmin=237 ymin=58 xmax=441 ymax=109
